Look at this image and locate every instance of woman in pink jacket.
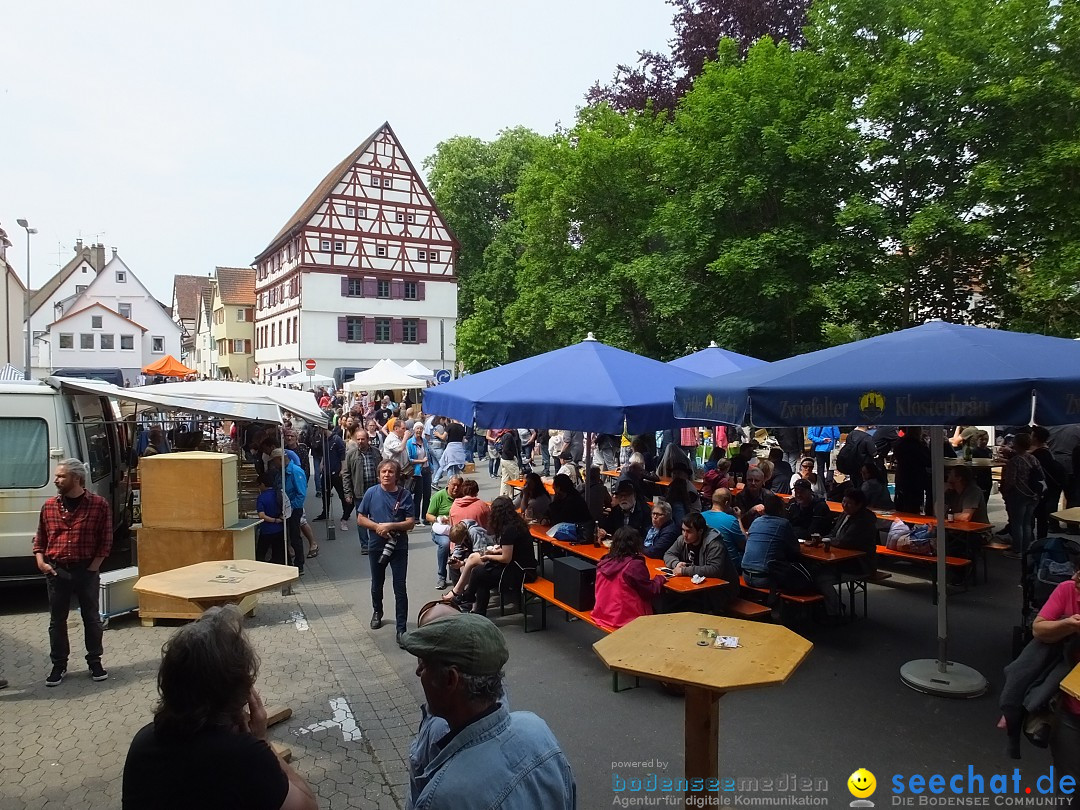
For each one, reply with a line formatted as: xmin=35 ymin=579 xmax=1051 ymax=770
xmin=592 ymin=527 xmax=667 ymax=632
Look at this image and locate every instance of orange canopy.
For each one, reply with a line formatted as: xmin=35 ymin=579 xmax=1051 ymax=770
xmin=142 ymin=355 xmax=196 ymax=377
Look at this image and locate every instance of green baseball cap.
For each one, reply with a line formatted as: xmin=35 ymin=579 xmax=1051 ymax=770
xmin=399 ymin=613 xmax=508 ymax=675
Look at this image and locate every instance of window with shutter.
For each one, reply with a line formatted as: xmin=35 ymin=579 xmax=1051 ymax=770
xmin=391 ymin=279 xmax=404 ymax=299
xmin=417 ymin=281 xmax=426 ymax=301
xmin=390 ymin=318 xmax=403 ymax=344
xmin=418 ymin=319 xmax=428 ymax=343
xmin=245 ymin=340 xmax=252 ymax=354
xmin=404 ymin=281 xmax=418 ymax=300
xmin=363 ymin=318 xmax=377 ymax=343
xmin=375 ymin=318 xmax=392 ymax=343
xmin=338 ymin=317 xmax=348 ymax=342
xmin=402 ymin=319 xmax=418 ymax=344
xmin=363 ymin=278 xmax=378 ymax=298
xmin=341 ymin=277 xmax=349 ymax=297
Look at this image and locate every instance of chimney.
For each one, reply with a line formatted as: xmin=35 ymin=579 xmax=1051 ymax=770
xmin=91 ymin=243 xmax=106 ymax=272
xmin=111 ymin=246 xmax=118 ymax=257
xmin=76 ymin=238 xmax=83 ymax=250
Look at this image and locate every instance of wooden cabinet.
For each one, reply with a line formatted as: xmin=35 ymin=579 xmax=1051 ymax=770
xmin=139 ymin=452 xmax=239 ymax=530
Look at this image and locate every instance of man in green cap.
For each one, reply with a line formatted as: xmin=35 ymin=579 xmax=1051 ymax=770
xmin=399 ymin=613 xmax=576 ymax=809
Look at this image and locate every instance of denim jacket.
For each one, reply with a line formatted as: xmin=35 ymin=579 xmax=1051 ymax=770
xmin=412 ymin=703 xmax=576 ymax=810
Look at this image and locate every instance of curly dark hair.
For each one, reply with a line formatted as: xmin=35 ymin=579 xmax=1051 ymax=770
xmin=153 ymin=606 xmax=259 ymax=738
xmin=522 ymin=472 xmax=546 ymax=499
xmin=488 ymin=495 xmax=528 ymax=540
xmin=606 ymin=526 xmax=644 ymax=560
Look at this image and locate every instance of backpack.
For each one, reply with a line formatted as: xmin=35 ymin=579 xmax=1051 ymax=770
xmin=835 ymin=440 xmax=858 ymax=476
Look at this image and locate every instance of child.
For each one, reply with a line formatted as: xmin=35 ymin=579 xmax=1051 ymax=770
xmin=255 ymin=473 xmax=288 ymax=564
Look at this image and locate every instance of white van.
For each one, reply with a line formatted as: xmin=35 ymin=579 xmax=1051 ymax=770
xmin=0 ymin=378 xmax=132 ymax=581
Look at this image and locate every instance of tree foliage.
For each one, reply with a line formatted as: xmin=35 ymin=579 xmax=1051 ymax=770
xmin=423 ymin=0 xmax=1080 ymax=371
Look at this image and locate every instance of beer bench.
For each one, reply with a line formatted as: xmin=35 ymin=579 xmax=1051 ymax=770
xmin=738 ymin=577 xmax=825 ymax=622
xmin=875 ymin=545 xmax=972 ymax=604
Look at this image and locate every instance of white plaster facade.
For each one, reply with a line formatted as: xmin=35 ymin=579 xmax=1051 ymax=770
xmin=253 ymin=122 xmax=458 ymax=383
xmin=0 ymin=228 xmax=25 ymax=370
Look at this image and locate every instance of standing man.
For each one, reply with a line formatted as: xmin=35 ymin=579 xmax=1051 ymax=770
xmin=315 ymin=425 xmax=347 ymax=530
xmin=33 ymin=458 xmax=112 ymax=686
xmin=356 ymin=460 xmax=415 ymax=643
xmin=382 ymin=420 xmax=411 ymax=473
xmin=343 ymin=427 xmax=381 ymax=555
xmin=400 ymin=613 xmax=577 ymax=809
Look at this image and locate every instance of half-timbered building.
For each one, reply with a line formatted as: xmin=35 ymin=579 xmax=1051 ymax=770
xmin=253 ymin=122 xmax=458 ymax=384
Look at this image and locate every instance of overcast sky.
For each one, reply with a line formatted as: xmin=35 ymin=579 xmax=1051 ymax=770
xmin=1 ymin=0 xmax=673 ymax=303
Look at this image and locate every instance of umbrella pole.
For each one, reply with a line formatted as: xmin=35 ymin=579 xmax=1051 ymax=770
xmin=899 ymin=427 xmax=987 ymax=698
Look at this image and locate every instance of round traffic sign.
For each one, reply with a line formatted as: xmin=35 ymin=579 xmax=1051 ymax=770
xmin=435 ymin=369 xmax=452 ymax=384
xmin=304 ymin=358 xmax=317 ymax=371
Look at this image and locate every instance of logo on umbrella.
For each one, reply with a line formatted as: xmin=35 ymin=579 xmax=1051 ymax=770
xmin=859 ymin=390 xmax=885 ymax=422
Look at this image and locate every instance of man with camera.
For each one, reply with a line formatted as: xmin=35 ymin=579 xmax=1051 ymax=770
xmin=356 ymin=459 xmax=415 ymax=643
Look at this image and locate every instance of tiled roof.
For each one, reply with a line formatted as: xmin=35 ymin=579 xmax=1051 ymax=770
xmin=254 ymin=123 xmax=390 ymax=262
xmin=215 ymin=266 xmax=255 ymax=305
xmin=29 ymin=245 xmax=98 ymax=314
xmin=172 ymin=275 xmax=212 ymax=322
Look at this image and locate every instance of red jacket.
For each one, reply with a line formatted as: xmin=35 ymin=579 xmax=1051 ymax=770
xmin=591 ymin=555 xmax=665 ymax=632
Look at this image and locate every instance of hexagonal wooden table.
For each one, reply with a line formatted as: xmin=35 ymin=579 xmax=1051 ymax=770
xmin=133 ymin=560 xmax=299 ymax=619
xmin=593 ymin=613 xmax=812 ymax=803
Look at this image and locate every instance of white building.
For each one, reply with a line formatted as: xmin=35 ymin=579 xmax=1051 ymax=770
xmin=32 ymin=246 xmax=181 ymax=382
xmin=0 ymin=225 xmax=26 ymax=372
xmin=193 ymin=279 xmax=216 ymax=378
xmin=172 ymin=274 xmax=213 ymax=365
xmin=253 ymin=122 xmax=459 ymax=384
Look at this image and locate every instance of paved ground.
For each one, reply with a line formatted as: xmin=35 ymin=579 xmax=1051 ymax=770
xmin=0 ymin=463 xmax=1072 ymax=809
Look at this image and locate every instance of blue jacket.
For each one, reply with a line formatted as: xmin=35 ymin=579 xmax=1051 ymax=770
xmin=642 ymin=520 xmax=680 ymax=559
xmin=283 ymin=460 xmax=308 ymax=509
xmin=807 ymin=426 xmax=840 ymax=453
xmin=412 ymin=704 xmax=576 ymax=810
xmin=740 ymin=514 xmax=800 ymax=576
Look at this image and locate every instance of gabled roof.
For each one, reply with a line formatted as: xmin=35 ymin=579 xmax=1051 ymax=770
xmin=29 ymin=245 xmax=99 ymax=314
xmin=48 ymin=302 xmax=148 ymax=332
xmin=172 ymin=275 xmax=213 ymax=322
xmin=215 ymin=267 xmax=255 ymax=305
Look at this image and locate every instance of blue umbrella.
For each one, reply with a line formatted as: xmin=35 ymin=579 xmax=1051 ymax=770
xmin=423 ymin=334 xmax=707 ymax=433
xmin=673 ymin=320 xmax=1080 ymax=697
xmin=667 ymin=341 xmax=766 ymax=377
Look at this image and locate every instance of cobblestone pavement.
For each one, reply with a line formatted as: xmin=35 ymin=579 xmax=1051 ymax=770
xmin=0 ymin=553 xmax=418 ymax=810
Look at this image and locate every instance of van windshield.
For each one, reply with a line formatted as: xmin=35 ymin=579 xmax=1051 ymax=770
xmin=0 ymin=418 xmax=49 ymax=488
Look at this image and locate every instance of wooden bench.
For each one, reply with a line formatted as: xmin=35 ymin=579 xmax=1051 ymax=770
xmin=875 ymin=545 xmax=972 ymax=604
xmin=522 ymin=579 xmax=637 ymax=691
xmin=738 ymin=576 xmax=825 ymax=622
xmin=726 ymin=597 xmax=772 ymax=621
xmin=842 ymin=570 xmax=892 ymax=618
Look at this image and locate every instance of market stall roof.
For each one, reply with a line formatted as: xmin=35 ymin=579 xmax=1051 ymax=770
xmin=273 ymin=371 xmax=335 ymax=388
xmin=402 ymin=360 xmax=436 ymax=379
xmin=50 ymin=377 xmax=328 ymax=426
xmin=343 ymin=359 xmax=426 ymax=392
xmin=667 ymin=341 xmax=766 ymax=377
xmin=141 ymin=355 xmax=195 ymax=377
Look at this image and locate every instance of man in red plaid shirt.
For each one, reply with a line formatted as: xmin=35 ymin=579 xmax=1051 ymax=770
xmin=32 ymin=458 xmax=113 ymax=687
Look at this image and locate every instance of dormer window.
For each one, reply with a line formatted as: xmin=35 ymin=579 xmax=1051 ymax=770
xmin=76 ymin=285 xmax=88 ymax=294
xmin=116 ymin=271 xmax=127 ymax=283
xmin=91 ymin=315 xmax=103 ymax=329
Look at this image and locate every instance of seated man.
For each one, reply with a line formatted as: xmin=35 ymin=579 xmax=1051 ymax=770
xmin=812 ymin=488 xmax=878 ymax=617
xmin=663 ymin=512 xmax=738 ymax=610
xmin=544 ymin=474 xmax=594 ymax=526
xmin=702 ymin=488 xmax=745 ymax=572
xmin=734 ymin=467 xmax=768 ymax=526
xmin=728 ymin=442 xmax=757 ymax=483
xmin=426 ymin=475 xmax=463 ymax=590
xmin=617 ymin=453 xmax=658 ymax=501
xmin=400 ymin=614 xmax=576 ymax=808
xmin=121 ymin=606 xmax=317 ymax=810
xmin=740 ymin=494 xmax=801 ymax=590
xmin=642 ymin=498 xmax=680 ymax=559
xmin=766 ymin=447 xmax=794 ymax=495
xmin=944 ymin=465 xmax=989 ymax=524
xmin=598 ymin=480 xmax=651 ymax=541
xmin=786 ymin=478 xmax=835 ymax=541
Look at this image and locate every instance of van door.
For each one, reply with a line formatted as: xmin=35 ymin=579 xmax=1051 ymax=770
xmin=70 ymin=394 xmax=131 ymax=533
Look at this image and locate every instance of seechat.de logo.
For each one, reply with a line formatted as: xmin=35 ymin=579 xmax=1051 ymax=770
xmin=848 ymin=767 xmax=877 ymax=807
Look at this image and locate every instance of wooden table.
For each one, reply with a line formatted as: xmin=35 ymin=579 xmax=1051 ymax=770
xmin=944 ymin=458 xmax=1006 ymax=468
xmin=776 ymin=492 xmax=991 ymax=533
xmin=505 ymin=478 xmax=556 ymax=495
xmin=134 ymin=560 xmax=299 ymax=623
xmin=529 ymin=524 xmax=726 ymax=595
xmin=1060 ymin=661 xmax=1080 ymax=701
xmin=600 ymin=470 xmax=703 ymax=490
xmin=593 ymin=613 xmax=812 ymax=804
xmin=1052 ymin=508 xmax=1080 ymax=525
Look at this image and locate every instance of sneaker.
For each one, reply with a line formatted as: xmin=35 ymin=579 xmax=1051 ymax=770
xmin=89 ymin=663 xmax=109 ymax=682
xmin=313 ymin=513 xmax=327 ymax=521
xmin=436 ymin=578 xmax=447 ymax=590
xmin=339 ymin=519 xmax=349 ymax=532
xmin=45 ymin=665 xmax=66 ymax=687
xmin=0 ymin=677 xmax=8 ymax=689
xmin=396 ymin=631 xmax=405 ymax=646
xmin=360 ymin=546 xmax=369 ymax=555
xmin=370 ymin=613 xmax=383 ymax=630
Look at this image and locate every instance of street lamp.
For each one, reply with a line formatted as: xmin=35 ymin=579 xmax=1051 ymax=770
xmin=15 ymin=219 xmax=36 ymax=380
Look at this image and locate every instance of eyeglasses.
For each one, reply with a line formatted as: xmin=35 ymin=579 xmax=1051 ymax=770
xmin=651 ymin=511 xmax=664 ymax=516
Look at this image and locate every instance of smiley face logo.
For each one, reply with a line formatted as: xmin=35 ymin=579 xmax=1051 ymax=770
xmin=848 ymin=768 xmax=877 ymax=798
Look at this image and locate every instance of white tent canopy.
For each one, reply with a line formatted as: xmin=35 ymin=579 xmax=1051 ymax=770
xmin=402 ymin=360 xmax=435 ymax=379
xmin=343 ymin=359 xmax=426 ymax=392
xmin=50 ymin=377 xmax=328 ymax=426
xmin=273 ymin=371 xmax=335 ymax=389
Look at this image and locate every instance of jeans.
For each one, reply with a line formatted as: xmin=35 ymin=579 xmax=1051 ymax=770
xmin=432 ymin=530 xmax=450 ymax=580
xmin=356 ymin=523 xmax=371 ymax=553
xmin=815 ymin=450 xmax=832 ymax=481
xmin=411 ymin=467 xmax=432 ymax=520
xmin=489 ymin=453 xmax=500 ymax=477
xmin=286 ymin=509 xmax=305 ymax=573
xmin=368 ymin=534 xmax=409 ymax=632
xmin=465 ymin=562 xmax=505 ymax=617
xmin=540 ymin=442 xmax=551 ymax=475
xmin=325 ymin=471 xmax=347 ymax=518
xmin=1006 ymin=495 xmax=1037 ymax=554
xmin=46 ymin=563 xmax=103 ymax=667
xmin=313 ymin=460 xmax=324 ymax=495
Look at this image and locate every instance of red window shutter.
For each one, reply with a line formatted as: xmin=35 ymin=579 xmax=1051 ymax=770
xmin=244 ymin=339 xmax=252 ymax=354
xmin=338 ymin=317 xmax=348 ymax=342
xmin=364 ymin=318 xmax=376 ymax=343
xmin=418 ymin=319 xmax=428 ymax=343
xmin=363 ymin=278 xmax=378 ymax=298
xmin=391 ymin=279 xmax=404 ymax=299
xmin=417 ymin=281 xmax=426 ymax=301
xmin=341 ymin=277 xmax=349 ymax=297
xmin=391 ymin=318 xmax=403 ymax=343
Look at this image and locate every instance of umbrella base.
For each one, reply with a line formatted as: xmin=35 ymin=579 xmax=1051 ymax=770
xmin=900 ymin=659 xmax=988 ymax=698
